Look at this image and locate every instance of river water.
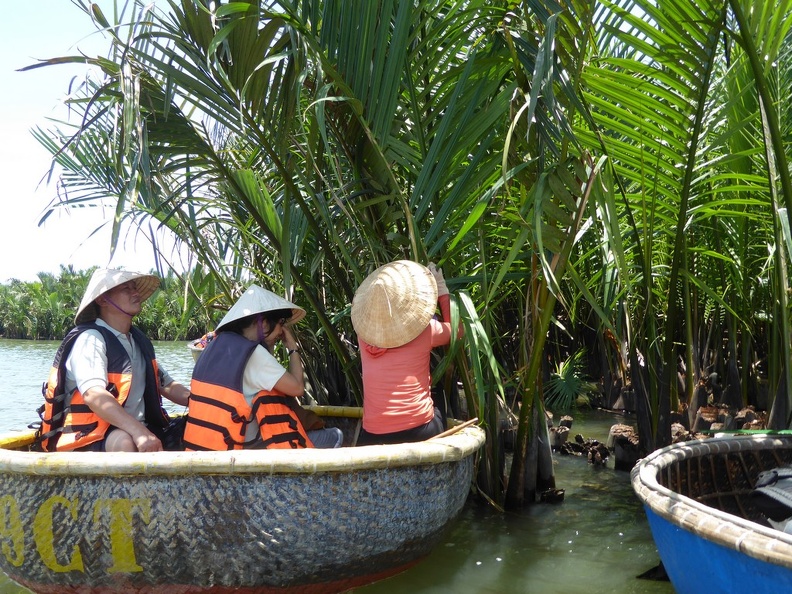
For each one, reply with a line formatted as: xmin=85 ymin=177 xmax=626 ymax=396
xmin=0 ymin=338 xmax=673 ymax=594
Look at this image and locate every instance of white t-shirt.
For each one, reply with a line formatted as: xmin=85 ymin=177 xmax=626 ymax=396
xmin=64 ymin=319 xmax=173 ymax=422
xmin=241 ymin=344 xmax=288 ymax=440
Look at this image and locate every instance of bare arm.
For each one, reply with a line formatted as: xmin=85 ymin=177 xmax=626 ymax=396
xmin=161 ymin=380 xmax=190 ymax=406
xmin=83 ymin=387 xmax=162 ymax=452
xmin=272 ymin=326 xmax=305 ymax=397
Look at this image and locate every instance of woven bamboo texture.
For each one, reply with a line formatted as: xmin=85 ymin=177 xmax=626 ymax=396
xmin=0 ymin=409 xmax=485 ymax=593
xmin=631 ymin=435 xmax=792 ymax=569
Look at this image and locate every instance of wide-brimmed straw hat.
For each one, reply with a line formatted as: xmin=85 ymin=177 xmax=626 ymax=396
xmin=215 ymin=285 xmax=306 ymax=332
xmin=351 ymin=260 xmax=438 ymax=349
xmin=75 ymin=268 xmax=161 ymax=325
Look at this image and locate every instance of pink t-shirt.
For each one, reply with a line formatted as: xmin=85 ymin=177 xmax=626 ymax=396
xmin=360 ymin=295 xmax=454 ymax=434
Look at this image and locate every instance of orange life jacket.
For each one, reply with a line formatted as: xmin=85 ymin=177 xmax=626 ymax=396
xmin=183 ymin=332 xmax=313 ymax=451
xmin=38 ymin=324 xmax=168 ymax=452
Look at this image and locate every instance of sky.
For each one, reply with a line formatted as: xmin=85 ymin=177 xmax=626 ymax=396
xmin=0 ymin=1 xmax=178 ymax=284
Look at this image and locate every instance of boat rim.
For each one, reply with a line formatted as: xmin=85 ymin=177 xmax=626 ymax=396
xmin=631 ymin=434 xmax=792 ymax=565
xmin=0 ymin=407 xmax=485 ymax=477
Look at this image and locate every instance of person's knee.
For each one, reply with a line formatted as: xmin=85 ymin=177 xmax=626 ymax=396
xmin=308 ymin=427 xmax=344 ymax=448
xmin=329 ymin=427 xmax=343 ymax=448
xmin=104 ymin=429 xmax=137 ymax=452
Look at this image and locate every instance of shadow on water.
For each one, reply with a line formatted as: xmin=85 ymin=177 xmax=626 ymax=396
xmin=351 ymin=410 xmax=673 ymax=594
xmin=0 ymin=340 xmax=671 ymax=593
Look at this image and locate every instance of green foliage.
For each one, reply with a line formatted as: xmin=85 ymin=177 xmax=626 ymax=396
xmin=23 ymin=0 xmax=792 ymax=507
xmin=544 ymin=350 xmax=598 ymax=414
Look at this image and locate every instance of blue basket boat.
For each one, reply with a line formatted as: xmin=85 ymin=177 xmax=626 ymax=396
xmin=631 ymin=434 xmax=792 ymax=594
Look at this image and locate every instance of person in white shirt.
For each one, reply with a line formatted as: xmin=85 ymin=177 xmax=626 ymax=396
xmin=40 ymin=268 xmax=190 ymax=452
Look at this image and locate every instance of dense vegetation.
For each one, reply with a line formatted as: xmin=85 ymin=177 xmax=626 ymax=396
xmin=0 ymin=266 xmax=214 ymax=341
xmin=23 ymin=0 xmax=792 ymax=509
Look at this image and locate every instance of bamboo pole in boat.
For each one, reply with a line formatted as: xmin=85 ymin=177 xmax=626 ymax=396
xmin=429 ymin=418 xmax=479 ymax=440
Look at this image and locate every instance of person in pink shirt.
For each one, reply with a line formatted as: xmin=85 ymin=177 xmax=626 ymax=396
xmin=351 ymin=260 xmax=460 ymax=445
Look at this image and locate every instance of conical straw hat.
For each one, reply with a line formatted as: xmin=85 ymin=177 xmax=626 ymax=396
xmin=215 ymin=285 xmax=306 ymax=332
xmin=351 ymin=260 xmax=438 ymax=348
xmin=75 ymin=268 xmax=161 ymax=325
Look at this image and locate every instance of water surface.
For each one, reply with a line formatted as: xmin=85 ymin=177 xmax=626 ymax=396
xmin=0 ymin=339 xmax=672 ymax=593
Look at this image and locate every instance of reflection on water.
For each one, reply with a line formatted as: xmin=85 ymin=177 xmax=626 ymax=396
xmin=0 ymin=340 xmax=672 ymax=594
xmin=0 ymin=340 xmax=61 ymax=434
xmin=351 ymin=412 xmax=672 ymax=594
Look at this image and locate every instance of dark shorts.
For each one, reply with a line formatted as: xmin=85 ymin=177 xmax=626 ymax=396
xmin=356 ymin=407 xmax=445 ymax=446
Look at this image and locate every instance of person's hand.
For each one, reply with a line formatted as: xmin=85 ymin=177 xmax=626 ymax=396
xmin=133 ymin=430 xmax=163 ymax=453
xmin=281 ymin=326 xmax=299 ymax=351
xmin=428 ymin=262 xmax=449 ymax=296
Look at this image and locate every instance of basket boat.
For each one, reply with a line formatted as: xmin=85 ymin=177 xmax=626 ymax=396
xmin=188 ymin=341 xmax=203 ymax=363
xmin=188 ymin=332 xmax=215 ymax=362
xmin=631 ymin=434 xmax=792 ymax=594
xmin=0 ymin=406 xmax=484 ymax=594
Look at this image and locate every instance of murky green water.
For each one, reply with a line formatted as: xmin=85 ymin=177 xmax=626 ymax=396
xmin=0 ymin=338 xmax=673 ymax=593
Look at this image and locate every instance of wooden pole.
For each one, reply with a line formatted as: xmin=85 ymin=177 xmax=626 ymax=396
xmin=429 ymin=418 xmax=479 ymax=440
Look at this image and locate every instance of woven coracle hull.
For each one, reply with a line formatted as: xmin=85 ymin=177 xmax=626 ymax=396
xmin=631 ymin=435 xmax=792 ymax=594
xmin=0 ymin=409 xmax=484 ymax=593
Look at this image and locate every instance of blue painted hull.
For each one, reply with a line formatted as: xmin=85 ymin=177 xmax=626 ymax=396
xmin=632 ymin=435 xmax=792 ymax=594
xmin=644 ymin=506 xmax=792 ymax=594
